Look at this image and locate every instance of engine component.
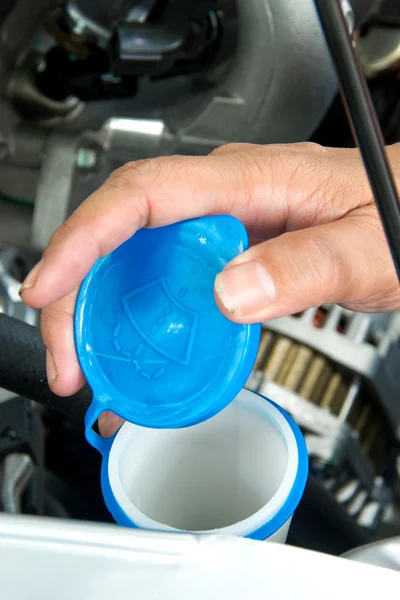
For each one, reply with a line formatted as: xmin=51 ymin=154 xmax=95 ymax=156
xmin=246 ymin=306 xmax=400 ymax=531
xmin=14 ymin=0 xmax=341 ymax=146
xmin=0 ymin=248 xmax=38 ymax=326
xmin=65 ymin=0 xmax=135 ymax=41
xmin=0 ymin=248 xmax=43 ymax=516
xmin=109 ymin=1 xmax=222 ymax=79
xmin=111 ymin=0 xmax=339 ymax=149
xmin=344 ymin=535 xmax=400 ymax=570
xmin=260 ymin=307 xmax=400 ymax=437
xmin=35 ymin=45 xmax=138 ymax=104
xmin=356 ymin=0 xmax=400 ymax=78
xmin=0 ymin=396 xmax=44 ymax=516
xmin=0 ymin=0 xmax=63 ymax=95
xmin=32 ymin=130 xmax=103 ymax=249
xmin=7 ymin=51 xmax=84 ymax=124
xmin=0 ymin=0 xmax=359 ymax=248
xmin=27 ymin=117 xmax=167 ymax=248
xmin=357 ymin=26 xmax=400 ymax=79
xmin=1 ymin=453 xmax=35 ymax=514
xmin=64 ymin=0 xmax=377 ymax=43
xmin=0 ymin=247 xmax=86 ymax=521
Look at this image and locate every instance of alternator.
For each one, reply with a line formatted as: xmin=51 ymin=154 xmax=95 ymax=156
xmin=247 ymin=305 xmax=400 ymax=531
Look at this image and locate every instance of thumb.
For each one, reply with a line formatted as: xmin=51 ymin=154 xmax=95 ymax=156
xmin=214 ymin=209 xmax=397 ymax=322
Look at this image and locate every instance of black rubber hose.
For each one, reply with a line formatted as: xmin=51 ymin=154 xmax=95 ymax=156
xmin=0 ymin=313 xmax=91 ymax=422
xmin=287 ymin=475 xmax=371 ymax=555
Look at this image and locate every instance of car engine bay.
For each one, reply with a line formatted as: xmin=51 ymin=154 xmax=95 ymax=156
xmin=0 ymin=0 xmax=399 ymax=566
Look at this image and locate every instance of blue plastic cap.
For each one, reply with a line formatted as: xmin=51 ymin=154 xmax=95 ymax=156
xmin=74 ymin=215 xmax=260 ymax=430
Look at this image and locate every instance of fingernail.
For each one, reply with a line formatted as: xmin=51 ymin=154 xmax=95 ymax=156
xmin=19 ymin=260 xmax=43 ymax=294
xmin=46 ymin=350 xmax=57 ymax=387
xmin=215 ymin=260 xmax=276 ymax=317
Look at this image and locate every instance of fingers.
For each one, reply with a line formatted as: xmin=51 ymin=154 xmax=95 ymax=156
xmin=41 ymin=289 xmax=85 ymax=396
xmin=19 ymin=154 xmax=249 ymax=309
xmin=41 ymin=288 xmax=125 ymax=435
xmin=215 ymin=205 xmax=400 ymax=322
xmin=19 ymin=144 xmax=373 ymax=311
xmin=98 ymin=412 xmax=124 ymax=438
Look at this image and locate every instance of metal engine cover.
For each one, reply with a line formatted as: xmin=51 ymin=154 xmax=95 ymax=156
xmin=69 ymin=0 xmax=340 ymax=150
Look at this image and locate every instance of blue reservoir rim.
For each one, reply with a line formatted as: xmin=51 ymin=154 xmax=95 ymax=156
xmin=96 ymin=393 xmax=309 ymax=540
xmin=245 ymin=393 xmax=309 ymax=540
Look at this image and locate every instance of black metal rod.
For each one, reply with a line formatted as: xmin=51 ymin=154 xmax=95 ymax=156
xmin=314 ymin=0 xmax=400 ymax=280
xmin=0 ymin=313 xmax=91 ymax=422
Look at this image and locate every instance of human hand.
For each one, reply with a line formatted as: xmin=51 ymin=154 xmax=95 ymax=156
xmin=20 ymin=142 xmax=400 ymax=436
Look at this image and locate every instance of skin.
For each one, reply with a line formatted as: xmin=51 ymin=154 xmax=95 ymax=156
xmin=19 ymin=141 xmax=400 ymax=436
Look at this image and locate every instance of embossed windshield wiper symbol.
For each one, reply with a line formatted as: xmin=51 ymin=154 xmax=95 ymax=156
xmin=121 ymin=278 xmax=198 ymax=366
xmin=94 ymin=278 xmax=199 ymax=379
xmin=95 ymin=322 xmax=167 ymax=381
xmin=114 ymin=324 xmax=166 ymax=380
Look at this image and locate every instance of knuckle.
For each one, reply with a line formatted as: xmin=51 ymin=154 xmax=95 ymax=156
xmin=124 ymin=157 xmax=161 ymax=178
xmin=209 ymin=143 xmax=250 ymax=157
xmin=108 ymin=157 xmax=165 ymax=189
xmin=103 ymin=158 xmax=169 ymax=228
xmin=103 ymin=166 xmax=158 ymax=232
xmin=233 ymin=149 xmax=275 ymax=211
xmin=290 ymin=141 xmax=328 ymax=155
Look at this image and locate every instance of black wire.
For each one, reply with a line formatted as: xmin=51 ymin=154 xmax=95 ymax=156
xmin=314 ymin=0 xmax=400 ymax=281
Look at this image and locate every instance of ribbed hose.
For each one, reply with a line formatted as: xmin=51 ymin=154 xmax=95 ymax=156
xmin=0 ymin=313 xmax=91 ymax=422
